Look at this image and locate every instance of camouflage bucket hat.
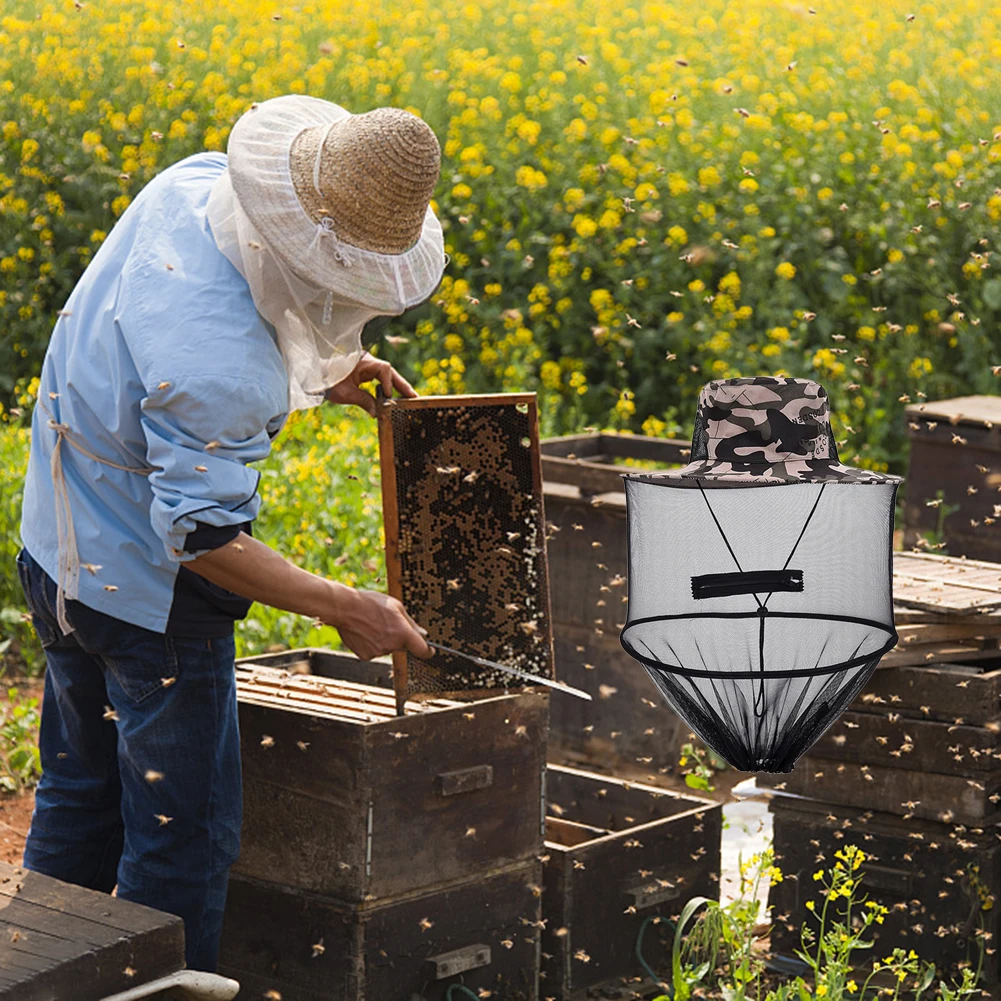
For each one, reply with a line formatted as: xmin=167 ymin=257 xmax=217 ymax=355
xmin=628 ymin=376 xmax=904 ymax=488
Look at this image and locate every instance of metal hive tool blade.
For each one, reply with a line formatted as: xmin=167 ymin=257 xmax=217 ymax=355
xmin=376 ymin=388 xmax=556 ymax=713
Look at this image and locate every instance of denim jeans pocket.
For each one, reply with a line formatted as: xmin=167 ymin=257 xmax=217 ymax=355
xmin=102 ymin=630 xmax=181 ymax=705
xmin=15 ymin=549 xmax=59 ymax=649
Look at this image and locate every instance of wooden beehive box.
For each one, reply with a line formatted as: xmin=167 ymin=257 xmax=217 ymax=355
xmin=232 ymin=649 xmax=548 ymax=902
xmin=758 ymin=658 xmax=1001 ymax=826
xmin=540 ymin=431 xmax=689 ymax=496
xmin=0 ymin=861 xmax=184 ymax=1001
xmin=219 ymin=860 xmax=542 ymax=1001
xmin=539 ymin=432 xmax=691 ymax=774
xmin=903 ymin=394 xmax=1001 ymax=562
xmin=768 ymin=795 xmax=1000 ymax=988
xmin=540 ymin=764 xmax=721 ymax=1000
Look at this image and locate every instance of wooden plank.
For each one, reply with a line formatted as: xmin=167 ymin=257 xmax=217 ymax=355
xmin=905 ymin=395 xmax=1001 ymax=427
xmin=880 ymin=641 xmax=1001 ymax=669
xmin=892 ymin=604 xmax=1001 ymax=625
xmin=375 ymin=384 xmax=408 ymax=715
xmin=236 ymin=670 xmax=459 ymax=721
xmin=892 ymin=552 xmax=1001 ymax=612
xmin=599 ymin=432 xmax=690 ymax=463
xmin=894 ymin=550 xmax=1001 ymax=577
xmin=0 ymin=863 xmax=183 ymax=1001
xmin=895 ymin=621 xmax=1001 ymax=644
xmin=540 ymin=435 xmax=690 ymax=495
xmin=853 ymin=661 xmax=1001 ymax=724
xmin=539 ymin=432 xmax=604 ymax=459
xmin=758 ymin=756 xmax=1001 ymax=825
xmin=236 ymin=665 xmax=459 ymax=710
xmin=810 ymin=709 xmax=1001 ymax=776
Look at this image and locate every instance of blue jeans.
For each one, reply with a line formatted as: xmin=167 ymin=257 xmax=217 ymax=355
xmin=15 ymin=547 xmax=242 ymax=972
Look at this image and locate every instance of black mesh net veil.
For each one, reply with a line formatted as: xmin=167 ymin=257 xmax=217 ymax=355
xmin=619 ymin=475 xmax=900 ymax=774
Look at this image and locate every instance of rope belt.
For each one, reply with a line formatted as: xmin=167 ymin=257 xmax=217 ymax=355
xmin=37 ymin=396 xmax=154 ymax=636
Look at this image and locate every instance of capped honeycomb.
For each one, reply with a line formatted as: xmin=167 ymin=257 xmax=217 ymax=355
xmin=377 ymin=393 xmax=555 ymax=702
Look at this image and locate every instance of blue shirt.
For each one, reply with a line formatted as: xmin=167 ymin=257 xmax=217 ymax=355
xmin=21 ymin=152 xmax=290 ymax=635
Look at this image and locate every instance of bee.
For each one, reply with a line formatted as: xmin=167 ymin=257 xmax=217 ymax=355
xmin=418 ymin=917 xmax=433 ymax=931
xmin=155 ymin=814 xmax=173 ymax=826
xmin=145 ymin=769 xmax=164 ymax=783
xmin=260 ymin=734 xmax=275 ymax=749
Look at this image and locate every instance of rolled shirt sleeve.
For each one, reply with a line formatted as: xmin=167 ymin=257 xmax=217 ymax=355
xmin=140 ymin=372 xmax=281 ymax=561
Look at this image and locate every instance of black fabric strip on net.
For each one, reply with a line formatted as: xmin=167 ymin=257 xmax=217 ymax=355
xmin=619 ymin=476 xmax=900 ymax=773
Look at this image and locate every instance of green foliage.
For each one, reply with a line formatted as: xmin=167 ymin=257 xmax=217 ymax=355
xmin=670 ymin=843 xmax=987 ymax=1001
xmin=0 ymin=686 xmax=41 ymax=794
xmin=4 ymin=0 xmax=1001 ymax=471
xmin=679 ymin=736 xmax=727 ymax=793
xmin=0 ymin=393 xmax=43 ymax=677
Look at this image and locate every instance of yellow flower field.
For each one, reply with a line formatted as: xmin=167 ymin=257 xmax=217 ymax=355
xmin=2 ymin=0 xmax=1001 ymax=656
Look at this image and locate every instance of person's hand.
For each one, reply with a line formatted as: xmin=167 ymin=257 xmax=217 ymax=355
xmin=324 ymin=351 xmax=417 ymax=416
xmin=325 ymin=584 xmax=433 ymax=662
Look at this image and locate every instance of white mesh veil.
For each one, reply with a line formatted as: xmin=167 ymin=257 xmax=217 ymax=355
xmin=206 ymin=95 xmax=446 ymax=411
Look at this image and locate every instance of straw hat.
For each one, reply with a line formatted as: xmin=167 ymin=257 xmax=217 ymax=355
xmin=226 ymin=95 xmax=445 ymax=310
xmin=288 ymin=107 xmax=440 ymax=256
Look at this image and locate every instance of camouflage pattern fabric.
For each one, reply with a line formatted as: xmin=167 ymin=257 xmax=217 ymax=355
xmin=630 ymin=376 xmax=904 ymax=487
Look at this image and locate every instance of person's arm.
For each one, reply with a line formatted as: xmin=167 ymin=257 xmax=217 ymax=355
xmin=186 ymin=532 xmax=432 ymax=662
xmin=138 ymin=371 xmax=430 ymax=662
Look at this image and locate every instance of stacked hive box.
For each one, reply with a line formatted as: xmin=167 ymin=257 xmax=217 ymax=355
xmin=902 ymin=395 xmax=1001 ymax=563
xmin=540 ymin=765 xmax=721 ymax=1000
xmin=762 ymin=656 xmax=1001 ymax=986
xmin=540 ymin=432 xmax=691 ymax=773
xmin=218 ymin=649 xmax=549 ymax=1001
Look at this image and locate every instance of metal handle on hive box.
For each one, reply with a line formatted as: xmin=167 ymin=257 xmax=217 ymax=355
xmin=436 ymin=764 xmax=494 ymax=796
xmin=425 ymin=943 xmax=493 ymax=979
xmin=628 ymin=878 xmax=683 ymax=910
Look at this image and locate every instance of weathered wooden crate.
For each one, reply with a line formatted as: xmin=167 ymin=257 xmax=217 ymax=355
xmin=903 ymin=394 xmax=1001 ymax=562
xmin=768 ymin=795 xmax=1000 ymax=988
xmin=759 ymin=658 xmax=1001 ymax=825
xmin=0 ymin=861 xmax=184 ymax=1001
xmin=541 ymin=764 xmax=722 ymax=1001
xmin=232 ymin=649 xmax=548 ymax=902
xmin=218 ymin=860 xmax=542 ymax=1001
xmin=541 ymin=431 xmax=689 ymax=497
xmin=540 ymin=431 xmax=692 ymax=773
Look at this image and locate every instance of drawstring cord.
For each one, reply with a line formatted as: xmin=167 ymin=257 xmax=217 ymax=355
xmin=36 ymin=395 xmax=153 ymax=636
xmin=696 ymin=480 xmax=827 ymax=720
xmin=308 ymin=118 xmax=355 ymax=268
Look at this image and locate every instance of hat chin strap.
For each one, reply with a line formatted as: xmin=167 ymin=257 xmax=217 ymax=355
xmin=304 ymin=120 xmax=356 ymax=267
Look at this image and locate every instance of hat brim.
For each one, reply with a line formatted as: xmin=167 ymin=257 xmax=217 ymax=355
xmin=227 ymin=95 xmax=445 ymax=312
xmin=625 ymin=459 xmax=904 ymax=488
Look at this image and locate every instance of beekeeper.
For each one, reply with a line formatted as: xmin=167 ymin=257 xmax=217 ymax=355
xmin=16 ymin=94 xmax=440 ymax=972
